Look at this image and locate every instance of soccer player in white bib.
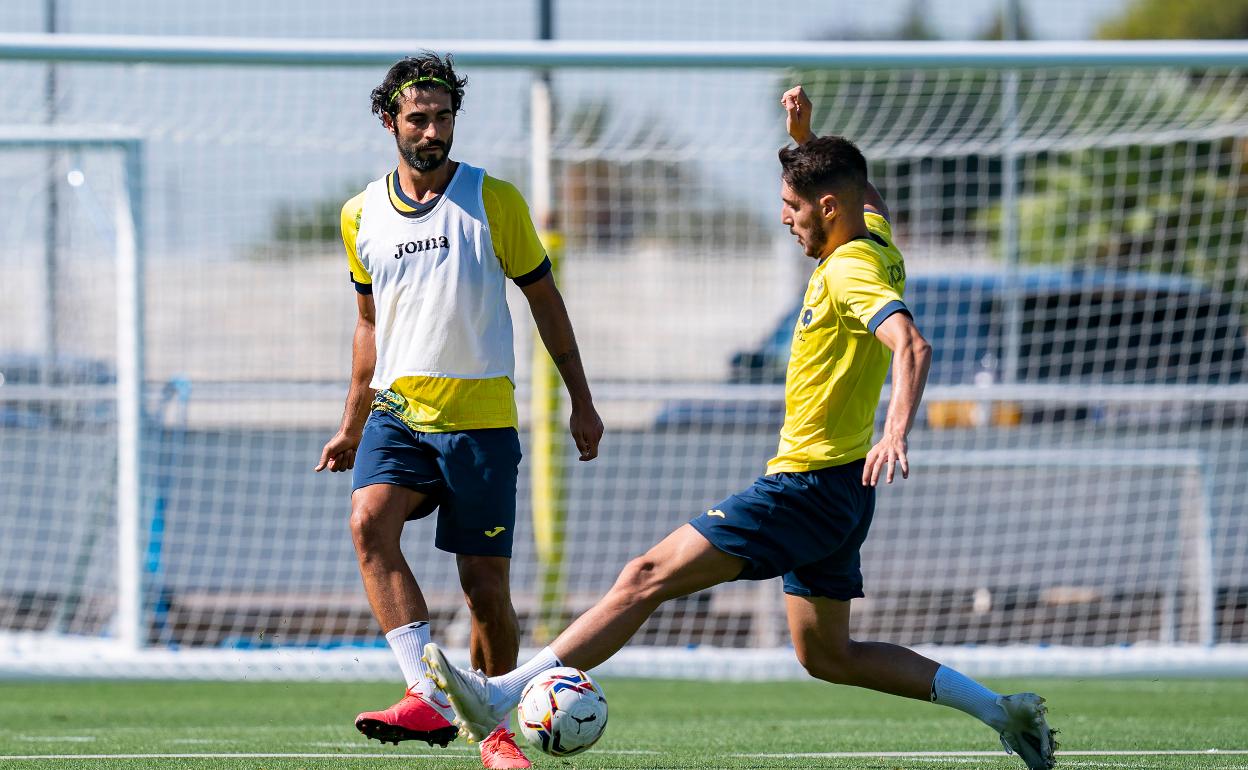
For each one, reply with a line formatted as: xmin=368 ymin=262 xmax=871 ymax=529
xmin=423 ymin=87 xmax=1056 ymax=770
xmin=315 ymin=53 xmax=603 ymax=770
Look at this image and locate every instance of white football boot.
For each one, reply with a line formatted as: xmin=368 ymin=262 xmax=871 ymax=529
xmin=423 ymin=642 xmax=508 ymax=744
xmin=998 ymin=692 xmax=1058 ymax=769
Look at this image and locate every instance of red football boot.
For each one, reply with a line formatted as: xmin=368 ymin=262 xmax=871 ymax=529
xmin=355 ymin=686 xmax=459 ymax=746
xmin=479 ymin=727 xmax=531 ymax=769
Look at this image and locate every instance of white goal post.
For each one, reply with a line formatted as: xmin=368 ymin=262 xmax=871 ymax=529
xmin=0 ymin=127 xmax=145 ymax=656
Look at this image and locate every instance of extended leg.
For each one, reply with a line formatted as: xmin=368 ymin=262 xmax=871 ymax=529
xmin=551 ymin=524 xmax=744 ymax=670
xmin=786 ymin=595 xmax=1055 ymax=769
xmin=426 ymin=524 xmax=744 ymax=741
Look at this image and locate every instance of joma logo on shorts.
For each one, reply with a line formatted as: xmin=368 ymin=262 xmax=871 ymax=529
xmin=393 ymin=236 xmax=451 ymax=259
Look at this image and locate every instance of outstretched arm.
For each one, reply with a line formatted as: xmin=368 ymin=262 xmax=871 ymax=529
xmin=862 ymin=311 xmax=931 ymax=486
xmin=781 ymin=85 xmax=890 ymax=221
xmin=521 ymin=272 xmax=604 ymax=461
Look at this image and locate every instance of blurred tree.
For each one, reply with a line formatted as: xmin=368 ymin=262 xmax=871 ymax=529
xmin=1098 ymin=0 xmax=1248 ymax=39
xmin=896 ymin=0 xmax=940 ymax=42
xmin=981 ymin=141 xmax=1246 ymax=286
xmin=976 ymin=0 xmax=1032 ymax=40
xmin=972 ymin=0 xmax=1248 ymax=296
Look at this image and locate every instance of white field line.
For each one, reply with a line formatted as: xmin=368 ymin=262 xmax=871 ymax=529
xmin=0 ymin=749 xmax=663 ymax=760
xmin=0 ymin=755 xmax=453 ymax=761
xmin=738 ymin=750 xmax=1248 ymax=758
xmin=12 ymin=738 xmax=96 ymax=743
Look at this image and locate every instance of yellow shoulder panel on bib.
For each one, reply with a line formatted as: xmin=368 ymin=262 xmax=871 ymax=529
xmin=341 ymin=190 xmax=369 ymax=285
xmin=482 ymin=175 xmax=547 ymax=279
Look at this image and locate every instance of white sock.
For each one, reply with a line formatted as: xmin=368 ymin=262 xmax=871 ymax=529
xmin=930 ymin=665 xmax=1007 ymax=731
xmin=477 ymin=714 xmax=512 ymax=746
xmin=491 ymin=646 xmax=563 ymax=711
xmin=385 ymin=620 xmax=433 ymax=693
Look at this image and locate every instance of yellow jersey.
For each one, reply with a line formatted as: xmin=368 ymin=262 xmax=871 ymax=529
xmin=767 ymin=212 xmax=908 ymax=474
xmin=341 ymin=168 xmax=549 ymax=432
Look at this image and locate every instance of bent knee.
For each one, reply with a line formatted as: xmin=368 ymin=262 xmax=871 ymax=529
xmin=349 ymin=506 xmax=381 ymax=546
xmin=349 ymin=503 xmax=403 ymax=553
xmin=796 ymin=641 xmax=858 ymax=684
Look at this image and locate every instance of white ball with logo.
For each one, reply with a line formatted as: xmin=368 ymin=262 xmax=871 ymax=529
xmin=516 ymin=667 xmax=608 ymax=756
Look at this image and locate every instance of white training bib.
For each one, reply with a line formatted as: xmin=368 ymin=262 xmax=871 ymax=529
xmin=354 ymin=163 xmax=515 ymax=389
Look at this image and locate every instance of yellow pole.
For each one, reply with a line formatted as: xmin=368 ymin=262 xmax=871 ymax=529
xmin=530 ymin=231 xmax=565 ymax=644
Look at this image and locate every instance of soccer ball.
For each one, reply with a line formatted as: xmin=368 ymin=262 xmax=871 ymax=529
xmin=516 ymin=667 xmax=608 ymax=756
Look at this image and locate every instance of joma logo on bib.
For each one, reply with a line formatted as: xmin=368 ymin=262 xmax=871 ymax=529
xmin=393 ymin=236 xmax=451 ymax=259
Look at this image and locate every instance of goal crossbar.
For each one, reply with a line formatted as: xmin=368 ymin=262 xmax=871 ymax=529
xmin=0 ymin=34 xmax=1246 ymax=69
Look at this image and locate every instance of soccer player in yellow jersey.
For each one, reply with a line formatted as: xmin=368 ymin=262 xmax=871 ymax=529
xmin=314 ymin=53 xmax=603 ymax=770
xmin=424 ymin=86 xmax=1056 ymax=770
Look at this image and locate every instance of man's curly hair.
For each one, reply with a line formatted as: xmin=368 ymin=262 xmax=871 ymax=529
xmin=371 ymin=52 xmax=468 ymax=122
xmin=778 ymin=135 xmax=867 ymax=204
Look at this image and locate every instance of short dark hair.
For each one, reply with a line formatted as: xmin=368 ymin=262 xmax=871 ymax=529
xmin=371 ymin=52 xmax=468 ymax=123
xmin=778 ymin=136 xmax=868 ymax=204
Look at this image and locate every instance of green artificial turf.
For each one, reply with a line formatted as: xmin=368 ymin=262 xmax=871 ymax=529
xmin=1 ymin=678 xmax=1245 ymax=769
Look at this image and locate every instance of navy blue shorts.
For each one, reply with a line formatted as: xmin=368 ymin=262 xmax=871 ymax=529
xmin=352 ymin=409 xmax=522 ymax=558
xmin=688 ymin=460 xmax=875 ymax=601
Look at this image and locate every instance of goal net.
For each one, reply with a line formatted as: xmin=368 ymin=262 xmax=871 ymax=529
xmin=0 ymin=36 xmax=1245 ymax=679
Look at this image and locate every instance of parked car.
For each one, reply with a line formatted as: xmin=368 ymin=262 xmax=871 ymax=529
xmin=657 ymin=268 xmax=1247 ymax=427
